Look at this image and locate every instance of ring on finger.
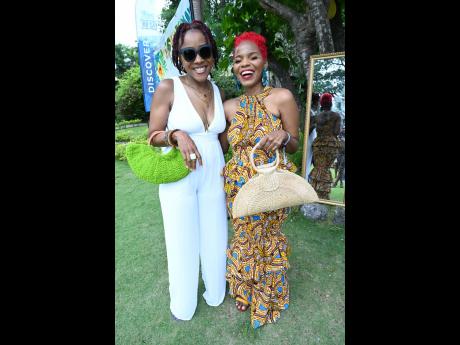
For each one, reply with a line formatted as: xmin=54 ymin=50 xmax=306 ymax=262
xmin=189 ymin=153 xmax=197 ymax=160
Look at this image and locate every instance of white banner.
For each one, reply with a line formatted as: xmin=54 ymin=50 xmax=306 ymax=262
xmin=135 ymin=0 xmax=192 ymax=111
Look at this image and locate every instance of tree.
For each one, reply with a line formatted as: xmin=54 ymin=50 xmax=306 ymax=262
xmin=160 ymin=0 xmax=181 ymax=27
xmin=191 ymin=0 xmax=203 ymax=20
xmin=258 ymin=0 xmax=343 ymax=84
xmin=157 ymin=0 xmax=345 ymax=126
xmin=115 ymin=44 xmax=138 ymax=79
xmin=213 ymin=0 xmax=344 ymax=126
xmin=115 ymin=65 xmax=147 ymax=121
xmin=161 ymin=0 xmax=203 ymax=25
xmin=312 ymin=57 xmax=345 ymax=95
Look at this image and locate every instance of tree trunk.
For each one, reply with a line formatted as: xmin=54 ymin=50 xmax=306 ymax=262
xmin=192 ymin=0 xmax=203 ymax=21
xmin=329 ymin=4 xmax=345 ymax=52
xmin=258 ymin=0 xmax=338 ymax=109
xmin=258 ymin=0 xmax=314 ymax=81
xmin=267 ymin=53 xmax=300 ymax=108
xmin=305 ymin=0 xmax=334 ymax=53
xmin=291 ymin=18 xmax=317 ymax=91
xmin=259 ymin=0 xmax=321 ymax=100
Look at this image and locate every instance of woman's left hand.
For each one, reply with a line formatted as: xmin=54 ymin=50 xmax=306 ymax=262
xmin=257 ymin=130 xmax=288 ymax=152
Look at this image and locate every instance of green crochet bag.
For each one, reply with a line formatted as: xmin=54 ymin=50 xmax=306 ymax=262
xmin=125 ymin=143 xmax=190 ymax=184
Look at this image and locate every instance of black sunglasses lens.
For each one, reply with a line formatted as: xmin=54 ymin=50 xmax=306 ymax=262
xmin=199 ymin=46 xmax=211 ymax=59
xmin=182 ymin=49 xmax=196 ymax=62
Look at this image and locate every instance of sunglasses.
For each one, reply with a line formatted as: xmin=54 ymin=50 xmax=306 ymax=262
xmin=179 ymin=44 xmax=212 ymax=62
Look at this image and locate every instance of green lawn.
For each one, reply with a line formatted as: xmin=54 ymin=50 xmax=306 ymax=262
xmin=115 ymin=123 xmax=149 ymax=137
xmin=330 ymin=185 xmax=345 ymax=203
xmin=116 ymin=160 xmax=344 ymax=345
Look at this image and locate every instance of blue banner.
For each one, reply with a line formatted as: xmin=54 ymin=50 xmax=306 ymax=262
xmin=135 ymin=0 xmax=192 ymax=112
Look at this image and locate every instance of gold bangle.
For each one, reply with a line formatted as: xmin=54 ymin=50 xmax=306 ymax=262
xmin=167 ymin=129 xmax=180 ymax=147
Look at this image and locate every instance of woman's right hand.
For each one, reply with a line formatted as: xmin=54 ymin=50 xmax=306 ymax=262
xmin=172 ymin=130 xmax=203 ymax=170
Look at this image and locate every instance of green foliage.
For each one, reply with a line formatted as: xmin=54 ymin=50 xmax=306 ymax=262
xmin=224 ymin=144 xmax=233 ymax=163
xmin=115 ymin=65 xmax=148 ymax=121
xmin=204 ymin=0 xmax=307 ymax=121
xmin=160 ymin=0 xmax=181 ymax=28
xmin=115 ymin=118 xmax=143 ymax=126
xmin=115 ymin=126 xmax=149 ymax=161
xmin=115 ymin=132 xmax=132 ymax=142
xmin=132 ymin=134 xmax=149 ymax=143
xmin=287 ymin=129 xmax=304 ymax=174
xmin=211 ymin=69 xmax=243 ymax=100
xmin=212 ymin=0 xmax=294 ymax=71
xmin=313 ymin=57 xmax=345 ymax=95
xmin=115 ymin=143 xmax=127 ymax=161
xmin=115 ymin=44 xmax=138 ymax=79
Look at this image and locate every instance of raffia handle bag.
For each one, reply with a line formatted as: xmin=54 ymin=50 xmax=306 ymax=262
xmin=232 ymin=141 xmax=319 ymax=218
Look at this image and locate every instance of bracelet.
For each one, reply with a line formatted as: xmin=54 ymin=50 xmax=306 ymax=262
xmin=167 ymin=129 xmax=180 ymax=147
xmin=163 ymin=131 xmax=169 ymax=145
xmin=282 ymin=131 xmax=291 ymax=147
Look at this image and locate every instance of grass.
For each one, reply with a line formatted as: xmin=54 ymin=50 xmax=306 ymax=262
xmin=115 ymin=123 xmax=148 ymax=138
xmin=116 ymin=160 xmax=344 ymax=345
xmin=330 ymin=184 xmax=345 ymax=203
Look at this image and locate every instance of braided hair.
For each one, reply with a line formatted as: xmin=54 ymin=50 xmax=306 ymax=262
xmin=171 ymin=20 xmax=218 ymax=74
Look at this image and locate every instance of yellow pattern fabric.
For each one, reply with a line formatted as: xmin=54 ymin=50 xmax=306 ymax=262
xmin=223 ymin=87 xmax=297 ymax=329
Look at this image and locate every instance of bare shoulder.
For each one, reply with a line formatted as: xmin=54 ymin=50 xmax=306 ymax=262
xmin=156 ymin=78 xmax=174 ymax=94
xmin=224 ymin=97 xmax=240 ymax=113
xmin=223 ymin=97 xmax=240 ymax=121
xmin=269 ymin=87 xmax=295 ymax=104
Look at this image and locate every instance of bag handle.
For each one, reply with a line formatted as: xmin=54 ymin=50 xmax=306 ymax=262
xmin=249 ymin=141 xmax=280 ymax=174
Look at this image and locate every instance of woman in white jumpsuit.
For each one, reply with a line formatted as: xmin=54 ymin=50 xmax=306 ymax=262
xmin=147 ymin=21 xmax=228 ymax=321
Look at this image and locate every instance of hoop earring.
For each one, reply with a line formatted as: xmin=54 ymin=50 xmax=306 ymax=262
xmin=262 ymin=68 xmax=269 ymax=87
xmin=233 ymin=74 xmax=241 ymax=90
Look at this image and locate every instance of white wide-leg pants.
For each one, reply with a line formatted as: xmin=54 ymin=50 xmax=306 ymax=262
xmin=158 ymin=135 xmax=228 ymax=320
xmin=306 ymin=128 xmax=317 ymax=181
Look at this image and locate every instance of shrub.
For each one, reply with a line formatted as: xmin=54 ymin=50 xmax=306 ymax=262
xmin=132 ymin=134 xmax=148 ymax=143
xmin=212 ymin=69 xmax=243 ymax=100
xmin=287 ymin=130 xmax=304 ymax=174
xmin=115 ymin=132 xmax=132 ymax=142
xmin=115 ymin=143 xmax=127 ymax=161
xmin=115 ymin=119 xmax=142 ymax=127
xmin=115 ymin=65 xmax=147 ymax=121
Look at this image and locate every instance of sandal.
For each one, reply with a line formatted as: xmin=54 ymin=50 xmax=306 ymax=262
xmin=235 ymin=296 xmax=249 ymax=312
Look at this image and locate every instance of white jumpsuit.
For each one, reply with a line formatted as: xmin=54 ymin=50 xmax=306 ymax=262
xmin=158 ymin=76 xmax=228 ymax=320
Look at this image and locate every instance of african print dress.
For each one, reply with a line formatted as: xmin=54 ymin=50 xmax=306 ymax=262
xmin=310 ymin=113 xmax=341 ymax=199
xmin=222 ymin=87 xmax=297 ymax=329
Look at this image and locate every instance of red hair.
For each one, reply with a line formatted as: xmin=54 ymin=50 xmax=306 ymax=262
xmin=320 ymin=93 xmax=333 ymax=107
xmin=234 ymin=32 xmax=267 ymax=60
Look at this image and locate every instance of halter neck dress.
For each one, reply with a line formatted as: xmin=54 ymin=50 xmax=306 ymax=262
xmin=223 ymin=86 xmax=297 ymax=328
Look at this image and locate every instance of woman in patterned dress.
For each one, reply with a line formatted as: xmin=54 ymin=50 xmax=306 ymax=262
xmin=309 ymin=93 xmax=342 ymax=199
xmin=220 ymin=32 xmax=300 ymax=329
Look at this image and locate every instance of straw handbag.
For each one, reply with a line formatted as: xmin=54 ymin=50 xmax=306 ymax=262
xmin=232 ymin=142 xmax=319 ymax=218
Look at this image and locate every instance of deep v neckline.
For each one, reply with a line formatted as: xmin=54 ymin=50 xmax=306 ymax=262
xmin=179 ymin=77 xmax=216 ymax=132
